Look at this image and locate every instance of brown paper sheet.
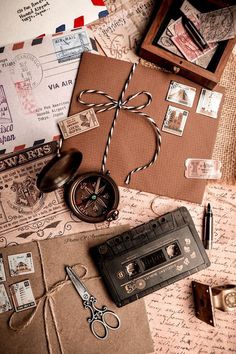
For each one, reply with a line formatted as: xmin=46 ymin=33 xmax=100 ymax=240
xmin=63 ymin=52 xmax=224 ymax=204
xmin=0 ymin=227 xmax=153 ymax=354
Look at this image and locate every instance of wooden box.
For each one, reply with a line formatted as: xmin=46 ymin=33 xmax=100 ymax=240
xmin=139 ymin=0 xmax=236 ymax=89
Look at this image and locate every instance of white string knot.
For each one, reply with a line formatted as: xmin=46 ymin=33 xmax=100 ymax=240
xmin=77 ymin=63 xmax=161 ymax=184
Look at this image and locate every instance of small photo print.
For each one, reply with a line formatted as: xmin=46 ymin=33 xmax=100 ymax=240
xmin=8 ymin=252 xmax=34 ymax=277
xmin=162 ymin=106 xmax=189 ymax=136
xmin=0 ymin=284 xmax=12 ymax=314
xmin=196 ymin=89 xmax=223 ymax=118
xmin=0 ymin=254 xmax=6 ymax=282
xmin=166 ymin=81 xmax=196 ymax=107
xmin=10 ymin=280 xmax=36 ymax=312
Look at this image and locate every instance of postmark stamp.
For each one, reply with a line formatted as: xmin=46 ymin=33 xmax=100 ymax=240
xmin=58 ymin=108 xmax=99 ymax=139
xmin=166 ymin=81 xmax=196 ymax=107
xmin=14 ymin=80 xmax=37 ymax=114
xmin=0 ymin=85 xmax=12 ymax=123
xmin=53 ymin=30 xmax=92 ymax=64
xmin=8 ymin=252 xmax=35 ymax=276
xmin=0 ymin=284 xmax=12 ymax=313
xmin=10 ymin=53 xmax=43 ymax=89
xmin=162 ymin=105 xmax=189 ymax=136
xmin=10 ymin=280 xmax=36 ymax=312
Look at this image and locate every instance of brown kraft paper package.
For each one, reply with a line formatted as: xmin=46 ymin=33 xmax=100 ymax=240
xmin=63 ymin=52 xmax=224 ymax=204
xmin=0 ymin=227 xmax=153 ymax=354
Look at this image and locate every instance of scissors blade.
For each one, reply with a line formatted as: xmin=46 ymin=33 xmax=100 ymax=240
xmin=66 ymin=266 xmax=90 ymax=300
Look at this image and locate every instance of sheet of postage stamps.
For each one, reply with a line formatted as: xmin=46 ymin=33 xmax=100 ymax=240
xmin=196 ymin=89 xmax=223 ymax=119
xmin=166 ymin=81 xmax=196 ymax=107
xmin=10 ymin=280 xmax=36 ymax=312
xmin=185 ymin=159 xmax=222 ymax=179
xmin=58 ymin=108 xmax=99 ymax=139
xmin=168 ymin=17 xmax=217 ymax=62
xmin=8 ymin=252 xmax=35 ymax=277
xmin=162 ymin=105 xmax=189 ymax=136
xmin=0 ymin=254 xmax=6 ymax=282
xmin=0 ymin=284 xmax=12 ymax=313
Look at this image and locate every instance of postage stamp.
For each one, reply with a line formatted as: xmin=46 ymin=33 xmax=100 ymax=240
xmin=199 ymin=6 xmax=236 ymax=43
xmin=0 ymin=254 xmax=6 ymax=282
xmin=196 ymin=89 xmax=223 ymax=119
xmin=8 ymin=252 xmax=35 ymax=276
xmin=14 ymin=80 xmax=37 ymax=114
xmin=169 ymin=18 xmax=217 ymax=62
xmin=53 ymin=30 xmax=92 ymax=64
xmin=10 ymin=280 xmax=36 ymax=312
xmin=166 ymin=81 xmax=196 ymax=107
xmin=58 ymin=108 xmax=100 ymax=139
xmin=0 ymin=284 xmax=12 ymax=313
xmin=185 ymin=159 xmax=222 ymax=179
xmin=10 ymin=53 xmax=43 ymax=89
xmin=0 ymin=85 xmax=12 ymax=123
xmin=162 ymin=105 xmax=189 ymax=136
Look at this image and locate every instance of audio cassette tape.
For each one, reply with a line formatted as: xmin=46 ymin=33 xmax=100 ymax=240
xmin=91 ymin=207 xmax=210 ymax=307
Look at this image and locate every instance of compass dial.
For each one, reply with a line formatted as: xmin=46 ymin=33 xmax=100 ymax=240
xmin=67 ymin=172 xmax=119 ymax=223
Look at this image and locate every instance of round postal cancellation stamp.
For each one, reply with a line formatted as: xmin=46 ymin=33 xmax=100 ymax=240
xmin=10 ymin=53 xmax=43 ymax=89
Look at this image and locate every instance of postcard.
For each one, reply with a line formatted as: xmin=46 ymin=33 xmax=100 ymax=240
xmin=8 ymin=252 xmax=34 ymax=276
xmin=0 ymin=27 xmax=98 ymax=153
xmin=0 ymin=255 xmax=6 ymax=282
xmin=0 ymin=0 xmax=108 ymax=46
xmin=166 ymin=81 xmax=196 ymax=107
xmin=10 ymin=280 xmax=36 ymax=312
xmin=196 ymin=89 xmax=223 ymax=118
xmin=199 ymin=6 xmax=236 ymax=43
xmin=162 ymin=106 xmax=189 ymax=136
xmin=0 ymin=284 xmax=12 ymax=313
xmin=91 ymin=0 xmax=155 ymax=63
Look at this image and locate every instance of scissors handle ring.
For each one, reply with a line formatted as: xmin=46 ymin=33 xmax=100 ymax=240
xmin=90 ymin=319 xmax=109 ymax=340
xmin=90 ymin=311 xmax=120 ymax=340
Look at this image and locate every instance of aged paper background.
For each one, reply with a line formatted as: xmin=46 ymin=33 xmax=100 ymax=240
xmin=0 ymin=141 xmax=235 ymax=352
xmin=0 ymin=0 xmax=235 ymax=352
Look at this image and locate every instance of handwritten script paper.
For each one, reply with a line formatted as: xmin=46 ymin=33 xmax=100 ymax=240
xmin=91 ymin=0 xmax=155 ymax=63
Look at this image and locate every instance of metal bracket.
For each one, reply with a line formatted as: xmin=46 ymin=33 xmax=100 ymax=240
xmin=192 ymin=281 xmax=236 ymax=326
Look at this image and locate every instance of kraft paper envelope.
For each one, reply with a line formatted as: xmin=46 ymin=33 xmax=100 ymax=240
xmin=0 ymin=0 xmax=108 ymax=46
xmin=0 ymin=227 xmax=153 ymax=354
xmin=0 ymin=28 xmax=97 ymax=154
xmin=63 ymin=52 xmax=224 ymax=204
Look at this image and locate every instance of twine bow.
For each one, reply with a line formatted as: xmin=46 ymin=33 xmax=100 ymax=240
xmin=8 ymin=241 xmax=98 ymax=354
xmin=77 ymin=63 xmax=161 ymax=184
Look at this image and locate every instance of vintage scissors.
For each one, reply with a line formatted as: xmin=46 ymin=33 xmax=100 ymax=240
xmin=66 ymin=266 xmax=120 ymax=340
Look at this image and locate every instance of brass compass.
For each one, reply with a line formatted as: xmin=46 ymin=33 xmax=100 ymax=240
xmin=37 ymin=145 xmax=119 ymax=223
xmin=66 ymin=171 xmax=119 ymax=223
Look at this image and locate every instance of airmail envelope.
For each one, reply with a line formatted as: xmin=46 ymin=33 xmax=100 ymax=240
xmin=0 ymin=27 xmax=98 ymax=153
xmin=0 ymin=0 xmax=108 ymax=46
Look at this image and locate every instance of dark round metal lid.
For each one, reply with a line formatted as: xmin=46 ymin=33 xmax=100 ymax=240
xmin=37 ymin=149 xmax=83 ymax=193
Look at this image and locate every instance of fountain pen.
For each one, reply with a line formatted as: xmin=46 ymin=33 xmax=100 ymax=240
xmin=203 ymin=203 xmax=213 ymax=250
xmin=181 ymin=13 xmax=209 ymax=51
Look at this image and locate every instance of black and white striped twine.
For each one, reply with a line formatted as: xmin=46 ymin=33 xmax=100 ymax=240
xmin=77 ymin=63 xmax=161 ymax=185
